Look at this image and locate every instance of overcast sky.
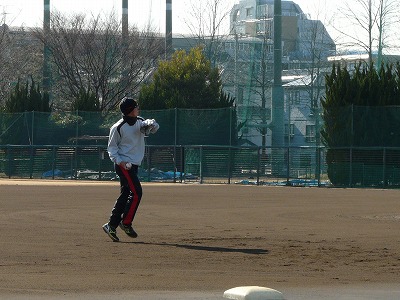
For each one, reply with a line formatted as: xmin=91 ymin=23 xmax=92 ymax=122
xmin=1 ymin=0 xmax=398 ymax=53
xmin=0 ymin=0 xmax=343 ymax=33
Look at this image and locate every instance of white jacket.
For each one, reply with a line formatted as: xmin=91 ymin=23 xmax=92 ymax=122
xmin=107 ymin=116 xmax=147 ymax=166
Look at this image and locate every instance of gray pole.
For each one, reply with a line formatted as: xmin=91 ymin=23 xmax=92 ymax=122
xmin=271 ymin=0 xmax=284 ymax=148
xmin=165 ymin=0 xmax=172 ymax=58
xmin=122 ymin=0 xmax=128 ymax=39
xmin=122 ymin=0 xmax=128 ymax=91
xmin=43 ymin=0 xmax=51 ymax=97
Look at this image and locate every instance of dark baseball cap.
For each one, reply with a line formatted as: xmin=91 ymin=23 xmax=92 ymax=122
xmin=119 ymin=97 xmax=138 ymax=115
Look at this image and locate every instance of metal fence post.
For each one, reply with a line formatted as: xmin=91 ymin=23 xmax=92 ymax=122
xmin=228 ymin=146 xmax=232 ymax=184
xmin=174 ymin=108 xmax=178 ymax=147
xmin=52 ymin=146 xmax=56 ymax=180
xmin=180 ymin=145 xmax=184 ymax=183
xmin=317 ymin=146 xmax=321 ymax=187
xmin=383 ymin=148 xmax=386 ymax=188
xmin=74 ymin=146 xmax=78 ymax=180
xmin=76 ymin=110 xmax=79 ymax=144
xmin=286 ymin=147 xmax=290 ymax=185
xmin=31 ymin=111 xmax=34 ymax=145
xmin=29 ymin=145 xmax=34 ymax=179
xmin=7 ymin=146 xmax=11 ymax=179
xmin=229 ymin=107 xmax=233 ymax=146
xmin=256 ymin=147 xmax=261 ymax=185
xmin=349 ymin=147 xmax=353 ymax=187
xmin=98 ymin=147 xmax=102 ymax=181
xmin=200 ymin=146 xmax=203 ymax=184
xmin=174 ymin=109 xmax=178 ymax=183
xmin=173 ymin=146 xmax=177 ymax=183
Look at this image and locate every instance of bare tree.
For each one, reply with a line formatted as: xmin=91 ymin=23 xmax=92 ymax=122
xmin=0 ymin=21 xmax=42 ymax=107
xmin=183 ymin=0 xmax=231 ymax=65
xmin=249 ymin=37 xmax=273 ymax=150
xmin=376 ymin=0 xmax=399 ymax=64
xmin=34 ymin=10 xmax=163 ymax=112
xmin=335 ymin=0 xmax=399 ymax=65
xmin=295 ymin=9 xmax=336 ymax=119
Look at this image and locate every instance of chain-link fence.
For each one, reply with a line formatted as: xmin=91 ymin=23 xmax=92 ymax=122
xmin=0 ymin=108 xmax=237 ymax=146
xmin=2 ymin=106 xmax=400 ymax=188
xmin=1 ymin=144 xmax=399 ymax=188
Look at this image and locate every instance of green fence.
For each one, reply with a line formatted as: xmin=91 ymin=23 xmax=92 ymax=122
xmin=1 ymin=144 xmax=399 ymax=188
xmin=2 ymin=106 xmax=400 ymax=187
xmin=0 ymin=108 xmax=237 ymax=146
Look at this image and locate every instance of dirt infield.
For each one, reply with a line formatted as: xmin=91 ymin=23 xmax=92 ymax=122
xmin=1 ymin=180 xmax=400 ymax=299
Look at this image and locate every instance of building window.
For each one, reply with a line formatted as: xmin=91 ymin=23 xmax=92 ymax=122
xmin=288 ymin=90 xmax=300 ymax=104
xmin=306 ymin=125 xmax=316 ymax=143
xmin=246 ymin=7 xmax=253 ymax=17
xmin=223 ymin=42 xmax=230 ymax=50
xmin=238 ymin=43 xmax=250 ymax=51
xmin=285 ymin=123 xmax=294 ymax=140
xmin=233 ymin=9 xmax=240 ymax=22
xmin=250 ymin=106 xmax=271 ymax=120
xmin=256 ymin=20 xmax=273 ymax=37
xmin=257 ymin=4 xmax=272 ymax=18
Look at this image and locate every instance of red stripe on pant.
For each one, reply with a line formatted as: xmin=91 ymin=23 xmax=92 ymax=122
xmin=120 ymin=168 xmax=140 ymax=226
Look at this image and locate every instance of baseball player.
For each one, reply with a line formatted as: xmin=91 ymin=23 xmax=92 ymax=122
xmin=102 ymin=97 xmax=159 ymax=242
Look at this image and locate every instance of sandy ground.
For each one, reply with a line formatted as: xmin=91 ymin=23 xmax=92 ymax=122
xmin=0 ymin=179 xmax=399 ymax=299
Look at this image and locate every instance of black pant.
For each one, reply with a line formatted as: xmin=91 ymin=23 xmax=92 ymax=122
xmin=109 ymin=164 xmax=143 ymax=228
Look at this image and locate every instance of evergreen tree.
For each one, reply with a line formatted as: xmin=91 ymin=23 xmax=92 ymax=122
xmin=4 ymin=77 xmax=51 ymax=112
xmin=71 ymin=88 xmax=100 ymax=111
xmin=321 ymin=62 xmax=400 ymax=186
xmin=139 ymin=46 xmax=234 ymax=109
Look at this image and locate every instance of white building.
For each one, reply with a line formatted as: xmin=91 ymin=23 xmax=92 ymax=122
xmin=224 ymin=0 xmax=335 ymax=147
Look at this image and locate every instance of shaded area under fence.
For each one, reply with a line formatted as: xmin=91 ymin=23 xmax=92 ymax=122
xmin=1 ymin=145 xmax=400 ymax=188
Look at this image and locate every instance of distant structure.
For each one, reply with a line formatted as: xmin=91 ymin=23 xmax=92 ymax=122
xmin=272 ymin=0 xmax=284 ymax=149
xmin=122 ymin=0 xmax=128 ymax=39
xmin=43 ymin=0 xmax=51 ymax=97
xmin=165 ymin=0 xmax=172 ymax=58
xmin=230 ymin=0 xmax=335 ymax=60
xmin=199 ymin=0 xmax=335 ymax=175
xmin=170 ymin=0 xmax=336 ymax=149
xmin=224 ymin=0 xmax=335 ymax=148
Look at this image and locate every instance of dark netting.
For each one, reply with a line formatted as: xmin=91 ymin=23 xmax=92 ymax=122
xmin=0 ymin=108 xmax=237 ymax=146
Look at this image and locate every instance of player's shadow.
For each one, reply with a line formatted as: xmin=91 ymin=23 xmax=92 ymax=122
xmin=122 ymin=241 xmax=269 ymax=255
